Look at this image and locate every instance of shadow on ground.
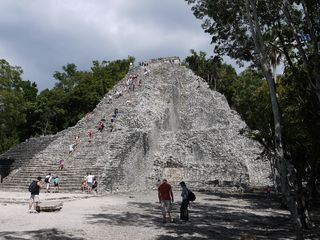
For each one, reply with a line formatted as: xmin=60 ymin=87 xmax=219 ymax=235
xmin=0 ymin=228 xmax=85 ymax=240
xmin=85 ymin=192 xmax=298 ymax=240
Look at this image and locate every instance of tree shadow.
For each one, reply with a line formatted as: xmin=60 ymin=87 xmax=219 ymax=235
xmin=0 ymin=228 xmax=85 ymax=240
xmin=85 ymin=192 xmax=298 ymax=240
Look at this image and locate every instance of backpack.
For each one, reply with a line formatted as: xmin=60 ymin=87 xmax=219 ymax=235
xmin=188 ymin=189 xmax=196 ymax=202
xmin=28 ymin=181 xmax=37 ymax=193
xmin=44 ymin=177 xmax=49 ymax=183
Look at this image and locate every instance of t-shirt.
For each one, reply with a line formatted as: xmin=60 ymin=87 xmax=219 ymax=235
xmin=181 ymin=186 xmax=189 ymax=200
xmin=32 ymin=181 xmax=40 ymax=195
xmin=158 ymin=182 xmax=172 ymax=200
xmin=45 ymin=175 xmax=51 ymax=183
xmin=87 ymin=175 xmax=94 ymax=183
xmin=53 ymin=177 xmax=59 ymax=184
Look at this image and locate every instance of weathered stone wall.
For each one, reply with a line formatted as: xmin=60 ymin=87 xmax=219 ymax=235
xmin=0 ymin=136 xmax=57 ymax=182
xmin=0 ymin=58 xmax=272 ymax=192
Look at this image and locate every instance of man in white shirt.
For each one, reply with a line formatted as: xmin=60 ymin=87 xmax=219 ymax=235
xmin=86 ymin=173 xmax=94 ymax=193
xmin=44 ymin=173 xmax=52 ymax=193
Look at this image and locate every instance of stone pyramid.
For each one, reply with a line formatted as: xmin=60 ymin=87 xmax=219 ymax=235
xmin=0 ymin=57 xmax=271 ymax=192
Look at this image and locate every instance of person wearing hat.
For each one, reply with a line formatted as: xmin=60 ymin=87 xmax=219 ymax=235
xmin=158 ymin=179 xmax=174 ymax=223
xmin=179 ymin=181 xmax=189 ymax=221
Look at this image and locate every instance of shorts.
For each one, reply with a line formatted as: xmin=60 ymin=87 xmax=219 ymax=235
xmin=161 ymin=200 xmax=172 ymax=214
xmin=46 ymin=183 xmax=50 ymax=189
xmin=30 ymin=194 xmax=40 ymax=202
xmin=54 ymin=183 xmax=59 ymax=187
xmin=87 ymin=182 xmax=93 ymax=187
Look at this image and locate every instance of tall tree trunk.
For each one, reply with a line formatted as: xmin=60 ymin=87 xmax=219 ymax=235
xmin=245 ymin=1 xmax=306 ymax=238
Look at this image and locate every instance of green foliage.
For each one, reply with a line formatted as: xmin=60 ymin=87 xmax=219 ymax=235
xmin=185 ymin=1 xmax=320 ymax=215
xmin=32 ymin=57 xmax=131 ymax=136
xmin=231 ymin=69 xmax=273 ymax=145
xmin=184 ymin=48 xmax=320 ymax=192
xmin=183 ymin=49 xmax=237 ymax=103
xmin=0 ymin=57 xmax=132 ymax=154
xmin=0 ymin=59 xmax=31 ymax=153
xmin=278 ymin=65 xmax=320 ymax=179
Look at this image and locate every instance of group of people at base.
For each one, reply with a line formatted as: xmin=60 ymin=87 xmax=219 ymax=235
xmin=28 ymin=172 xmax=97 ymax=213
xmin=158 ymin=179 xmax=195 ymax=223
xmin=28 ymin=174 xmax=61 ymax=213
xmin=28 ymin=176 xmax=190 ymax=216
xmin=44 ymin=173 xmax=60 ymax=193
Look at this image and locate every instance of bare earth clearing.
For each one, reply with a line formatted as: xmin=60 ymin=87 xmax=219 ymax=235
xmin=0 ymin=190 xmax=317 ymax=240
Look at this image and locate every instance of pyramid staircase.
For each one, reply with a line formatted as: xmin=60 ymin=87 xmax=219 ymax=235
xmin=0 ymin=65 xmax=151 ymax=192
xmin=0 ymin=57 xmax=272 ymax=193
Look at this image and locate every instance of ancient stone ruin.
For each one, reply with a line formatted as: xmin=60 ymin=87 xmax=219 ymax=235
xmin=0 ymin=57 xmax=271 ymax=192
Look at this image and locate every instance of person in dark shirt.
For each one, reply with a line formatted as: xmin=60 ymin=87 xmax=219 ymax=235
xmin=28 ymin=176 xmax=42 ymax=213
xmin=179 ymin=181 xmax=189 ymax=221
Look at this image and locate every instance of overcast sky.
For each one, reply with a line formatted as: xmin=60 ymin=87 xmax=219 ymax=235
xmin=0 ymin=0 xmax=224 ymax=91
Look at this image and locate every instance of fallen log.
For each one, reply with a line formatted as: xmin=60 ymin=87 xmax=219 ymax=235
xmin=36 ymin=201 xmax=63 ymax=212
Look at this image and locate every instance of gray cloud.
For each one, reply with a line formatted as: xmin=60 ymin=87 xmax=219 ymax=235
xmin=0 ymin=0 xmax=215 ymax=90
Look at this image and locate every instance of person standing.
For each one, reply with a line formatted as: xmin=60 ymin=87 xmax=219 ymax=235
xmin=58 ymin=159 xmax=65 ymax=170
xmin=86 ymin=173 xmax=94 ymax=193
xmin=44 ymin=173 xmax=52 ymax=193
xmin=28 ymin=176 xmax=42 ymax=213
xmin=265 ymin=185 xmax=272 ymax=199
xmin=158 ymin=179 xmax=174 ymax=223
xmin=53 ymin=176 xmax=60 ymax=192
xmin=179 ymin=181 xmax=189 ymax=221
xmin=92 ymin=177 xmax=98 ymax=194
xmin=69 ymin=143 xmax=75 ymax=154
xmin=107 ymin=94 xmax=112 ymax=104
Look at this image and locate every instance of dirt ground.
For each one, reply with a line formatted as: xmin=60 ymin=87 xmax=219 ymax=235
xmin=0 ymin=190 xmax=318 ymax=240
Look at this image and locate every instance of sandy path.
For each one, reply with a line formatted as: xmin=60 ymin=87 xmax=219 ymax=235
xmin=0 ymin=190 xmax=304 ymax=240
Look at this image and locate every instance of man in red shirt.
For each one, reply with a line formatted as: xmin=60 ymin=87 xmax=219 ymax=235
xmin=158 ymin=179 xmax=174 ymax=223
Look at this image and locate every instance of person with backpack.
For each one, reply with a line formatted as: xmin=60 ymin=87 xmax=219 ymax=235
xmin=28 ymin=176 xmax=42 ymax=213
xmin=179 ymin=181 xmax=194 ymax=221
xmin=92 ymin=176 xmax=98 ymax=194
xmin=44 ymin=173 xmax=52 ymax=193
